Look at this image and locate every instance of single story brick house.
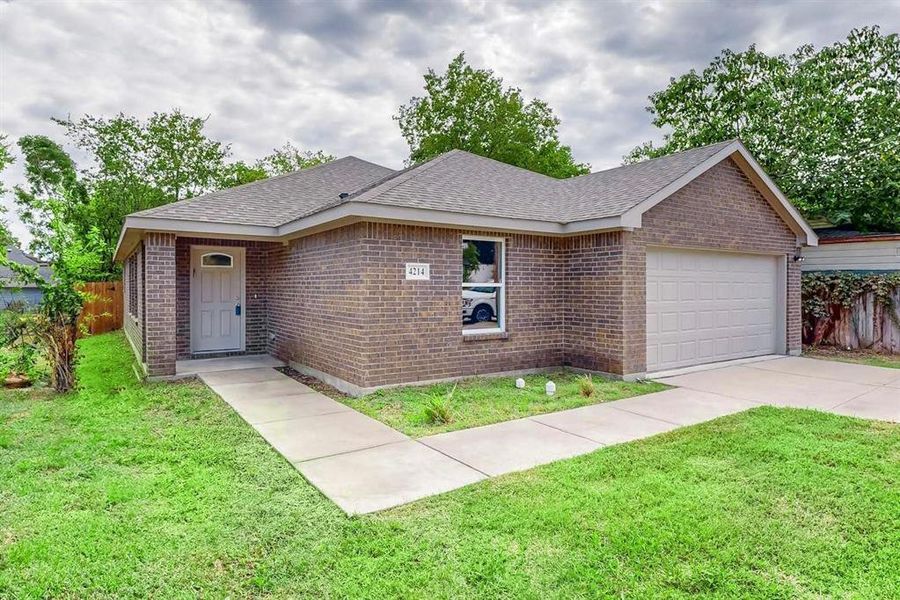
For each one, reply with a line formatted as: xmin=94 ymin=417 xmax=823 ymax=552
xmin=115 ymin=139 xmax=817 ymax=394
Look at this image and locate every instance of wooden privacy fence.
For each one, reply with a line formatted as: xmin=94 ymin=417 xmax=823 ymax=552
xmin=78 ymin=281 xmax=123 ymax=335
xmin=817 ymin=287 xmax=900 ymax=353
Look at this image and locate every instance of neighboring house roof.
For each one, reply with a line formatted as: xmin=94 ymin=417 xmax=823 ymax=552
xmin=0 ymin=247 xmax=52 ymax=288
xmin=116 ymin=139 xmax=817 ymax=260
xmin=814 ymin=227 xmax=900 ymax=244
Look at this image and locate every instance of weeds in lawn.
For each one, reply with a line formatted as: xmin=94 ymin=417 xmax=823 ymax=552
xmin=578 ymin=374 xmax=595 ymax=397
xmin=422 ymin=384 xmax=455 ymax=424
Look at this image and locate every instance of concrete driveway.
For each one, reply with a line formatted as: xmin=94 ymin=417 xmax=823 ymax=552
xmin=654 ymin=356 xmax=899 ymax=422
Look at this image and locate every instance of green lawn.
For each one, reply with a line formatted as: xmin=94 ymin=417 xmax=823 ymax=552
xmin=340 ymin=372 xmax=667 ymax=437
xmin=1 ymin=333 xmax=898 ymax=598
xmin=805 ymin=347 xmax=900 ymax=369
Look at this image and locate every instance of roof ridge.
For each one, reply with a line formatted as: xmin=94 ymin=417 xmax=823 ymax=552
xmin=346 ymin=151 xmax=462 ymax=205
xmin=570 ymin=138 xmax=738 ymax=181
xmin=445 ymin=149 xmax=564 ymax=183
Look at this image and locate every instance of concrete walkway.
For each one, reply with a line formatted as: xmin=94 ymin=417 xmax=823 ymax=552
xmin=198 ymin=356 xmax=899 ymax=515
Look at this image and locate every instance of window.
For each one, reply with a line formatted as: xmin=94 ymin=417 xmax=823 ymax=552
xmin=201 ymin=253 xmax=233 ymax=267
xmin=127 ymin=254 xmax=138 ymax=318
xmin=462 ymin=237 xmax=504 ymax=333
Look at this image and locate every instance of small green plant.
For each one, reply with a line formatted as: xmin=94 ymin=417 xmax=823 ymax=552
xmin=577 ymin=374 xmax=595 ymax=397
xmin=422 ymin=384 xmax=455 ymax=424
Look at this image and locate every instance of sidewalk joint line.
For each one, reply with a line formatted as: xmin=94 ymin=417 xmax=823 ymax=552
xmin=414 ymin=440 xmax=491 ymax=477
xmin=295 ymin=439 xmax=410 ymax=464
xmin=527 ymin=417 xmax=606 ymax=446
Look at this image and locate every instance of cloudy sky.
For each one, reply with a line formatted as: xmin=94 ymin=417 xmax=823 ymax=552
xmin=1 ymin=0 xmax=896 ymax=243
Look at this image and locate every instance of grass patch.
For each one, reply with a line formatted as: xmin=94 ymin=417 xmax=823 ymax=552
xmin=1 ymin=332 xmax=898 ymax=597
xmin=341 ymin=371 xmax=667 ymax=437
xmin=805 ymin=346 xmax=900 ymax=369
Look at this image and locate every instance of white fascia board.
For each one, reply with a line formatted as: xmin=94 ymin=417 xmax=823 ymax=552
xmin=114 ymin=223 xmax=133 ymax=262
xmin=277 ymin=201 xmax=576 ymax=236
xmin=561 ymin=215 xmax=631 ymax=234
xmin=113 ymin=215 xmax=279 ymax=261
xmin=115 ymin=203 xmax=628 ymax=262
xmin=124 ymin=216 xmax=278 ymax=238
xmin=732 ymin=142 xmax=818 ymax=246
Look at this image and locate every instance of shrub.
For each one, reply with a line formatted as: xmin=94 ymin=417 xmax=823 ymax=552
xmin=0 ymin=220 xmax=89 ymax=392
xmin=422 ymin=384 xmax=455 ymax=424
xmin=0 ymin=305 xmax=35 ymax=379
xmin=578 ymin=374 xmax=595 ymax=397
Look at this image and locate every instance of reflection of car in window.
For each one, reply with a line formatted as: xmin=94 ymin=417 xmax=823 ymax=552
xmin=462 ymin=287 xmax=497 ymax=323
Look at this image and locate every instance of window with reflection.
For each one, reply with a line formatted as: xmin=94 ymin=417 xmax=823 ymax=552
xmin=462 ymin=237 xmax=504 ymax=333
xmin=201 ymin=253 xmax=233 ymax=267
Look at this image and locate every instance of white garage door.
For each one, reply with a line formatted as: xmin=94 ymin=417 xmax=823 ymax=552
xmin=646 ymin=248 xmax=780 ymax=372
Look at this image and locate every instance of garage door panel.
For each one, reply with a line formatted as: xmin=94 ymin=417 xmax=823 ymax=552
xmin=647 ymin=248 xmax=779 ymax=371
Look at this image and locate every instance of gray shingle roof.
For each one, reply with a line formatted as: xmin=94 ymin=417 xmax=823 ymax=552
xmin=133 ymin=156 xmax=395 ymax=226
xmin=1 ymin=247 xmax=52 ymax=288
xmin=131 ymin=140 xmax=737 ymax=228
xmin=562 ymin=140 xmax=735 ymax=220
xmin=349 ymin=149 xmax=565 ymax=221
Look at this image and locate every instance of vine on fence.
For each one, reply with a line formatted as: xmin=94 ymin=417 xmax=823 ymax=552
xmin=802 ymin=272 xmax=900 ymax=347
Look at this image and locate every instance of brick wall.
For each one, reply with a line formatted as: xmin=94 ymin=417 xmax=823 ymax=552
xmin=561 ymin=232 xmax=627 ymax=374
xmin=626 ymin=157 xmax=801 ymax=372
xmin=267 ymin=224 xmax=369 ymax=384
xmin=356 ymin=223 xmax=565 ymax=387
xmin=143 ymin=232 xmax=176 ymax=376
xmin=174 ymin=237 xmax=277 ymax=360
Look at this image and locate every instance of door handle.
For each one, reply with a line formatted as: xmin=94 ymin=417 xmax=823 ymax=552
xmin=235 ymin=304 xmax=241 ymax=316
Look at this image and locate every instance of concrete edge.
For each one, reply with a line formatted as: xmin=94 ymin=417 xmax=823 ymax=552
xmin=290 ymin=361 xmax=563 ymax=397
xmin=568 ymin=366 xmax=646 ymax=382
xmin=147 ymin=372 xmax=198 ymax=383
xmin=647 ymin=354 xmax=785 ymax=380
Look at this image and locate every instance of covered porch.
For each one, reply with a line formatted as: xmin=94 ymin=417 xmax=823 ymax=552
xmin=123 ymin=232 xmax=282 ymax=378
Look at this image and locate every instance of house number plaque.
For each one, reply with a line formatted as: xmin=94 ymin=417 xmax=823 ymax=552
xmin=405 ymin=263 xmax=430 ymax=280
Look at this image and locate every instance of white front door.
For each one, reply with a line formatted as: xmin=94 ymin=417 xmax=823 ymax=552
xmin=190 ymin=246 xmax=245 ymax=353
xmin=646 ymin=248 xmax=780 ymax=372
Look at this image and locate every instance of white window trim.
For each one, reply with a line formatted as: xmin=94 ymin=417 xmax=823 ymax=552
xmin=200 ymin=252 xmax=234 ymax=268
xmin=462 ymin=235 xmax=506 ymax=335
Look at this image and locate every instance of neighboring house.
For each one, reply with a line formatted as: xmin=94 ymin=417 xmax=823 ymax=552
xmin=801 ymin=227 xmax=900 ymax=272
xmin=115 ymin=139 xmax=818 ymax=393
xmin=0 ymin=247 xmax=51 ymax=308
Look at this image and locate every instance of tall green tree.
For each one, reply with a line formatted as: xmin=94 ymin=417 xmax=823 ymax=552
xmin=57 ymin=110 xmax=230 ymax=255
xmin=0 ymin=135 xmax=18 ymax=247
xmin=257 ymin=142 xmax=334 ymax=175
xmin=396 ymin=53 xmax=589 ymax=178
xmin=628 ymin=26 xmax=900 ymax=231
xmin=14 ymin=135 xmax=88 ymax=256
xmin=15 ymin=110 xmax=336 ymax=270
xmin=220 ymin=142 xmax=334 ymax=187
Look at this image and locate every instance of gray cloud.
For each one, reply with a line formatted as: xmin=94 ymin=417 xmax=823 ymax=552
xmin=1 ymin=0 xmax=897 ymax=245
